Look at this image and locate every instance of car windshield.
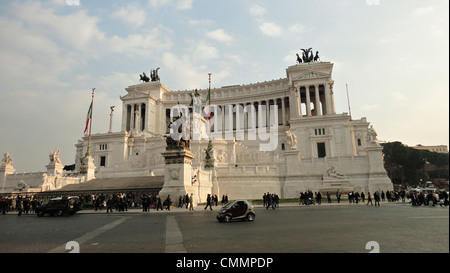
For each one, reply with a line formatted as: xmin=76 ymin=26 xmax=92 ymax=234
xmin=223 ymin=200 xmax=251 ymax=209
xmin=223 ymin=201 xmax=237 ymax=209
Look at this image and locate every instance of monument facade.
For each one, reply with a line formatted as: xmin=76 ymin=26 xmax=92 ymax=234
xmin=71 ymin=60 xmax=393 ymax=201
xmin=1 ymin=57 xmax=394 ymax=201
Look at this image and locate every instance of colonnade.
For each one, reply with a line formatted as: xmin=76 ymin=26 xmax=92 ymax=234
xmin=165 ymin=96 xmax=291 ymax=134
xmin=294 ymin=83 xmax=335 ymax=117
xmin=124 ymin=103 xmax=147 ymax=133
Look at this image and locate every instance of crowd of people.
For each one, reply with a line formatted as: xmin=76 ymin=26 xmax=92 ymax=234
xmin=1 ymin=187 xmax=448 ymax=215
xmin=409 ymin=190 xmax=449 ymax=207
xmin=263 ymin=193 xmax=280 ymax=209
xmin=0 ymin=195 xmax=43 ymax=215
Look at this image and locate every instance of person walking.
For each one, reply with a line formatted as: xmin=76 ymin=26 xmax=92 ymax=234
xmin=266 ymin=194 xmax=273 ymax=210
xmin=189 ymin=193 xmax=194 ymax=211
xmin=204 ymin=194 xmax=213 ymax=211
xmin=106 ymin=197 xmax=114 ymax=213
xmin=366 ymin=192 xmax=373 ymax=206
xmin=164 ymin=195 xmax=172 ymax=211
xmin=374 ymin=191 xmax=380 ymax=206
xmin=326 ymin=192 xmax=332 ymax=203
xmin=156 ymin=195 xmax=163 ymax=211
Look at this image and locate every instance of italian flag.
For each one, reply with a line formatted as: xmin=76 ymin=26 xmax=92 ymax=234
xmin=84 ymin=101 xmax=93 ymax=134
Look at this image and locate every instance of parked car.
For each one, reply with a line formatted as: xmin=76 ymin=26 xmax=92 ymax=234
xmin=217 ymin=200 xmax=255 ymax=223
xmin=36 ymin=196 xmax=81 ymax=217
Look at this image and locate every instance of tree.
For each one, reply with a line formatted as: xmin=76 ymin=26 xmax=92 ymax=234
xmin=381 ymin=142 xmax=438 ymax=186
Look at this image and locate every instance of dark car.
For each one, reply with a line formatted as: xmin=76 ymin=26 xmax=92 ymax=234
xmin=217 ymin=200 xmax=255 ymax=223
xmin=36 ymin=196 xmax=81 ymax=217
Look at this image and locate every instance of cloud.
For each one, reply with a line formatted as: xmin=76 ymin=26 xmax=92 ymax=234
xmin=391 ymin=92 xmax=407 ymax=103
xmin=109 ymin=27 xmax=173 ymax=56
xmin=10 ymin=2 xmax=106 ymax=55
xmin=206 ymin=29 xmax=234 ymax=43
xmin=188 ymin=19 xmax=214 ymax=26
xmin=249 ymin=4 xmax=266 ymax=16
xmin=149 ymin=0 xmax=194 ymax=10
xmin=259 ymin=22 xmax=283 ymax=37
xmin=410 ymin=6 xmax=434 ymax=17
xmin=161 ymin=52 xmax=230 ymax=90
xmin=225 ymin=54 xmax=243 ymax=64
xmin=191 ymin=41 xmax=219 ymax=60
xmin=111 ymin=3 xmax=147 ymax=28
xmin=176 ymin=0 xmax=194 ymax=10
xmin=289 ymin=24 xmax=304 ymax=34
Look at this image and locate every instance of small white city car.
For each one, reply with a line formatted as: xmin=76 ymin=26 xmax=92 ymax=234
xmin=217 ymin=200 xmax=255 ymax=223
xmin=36 ymin=196 xmax=81 ymax=217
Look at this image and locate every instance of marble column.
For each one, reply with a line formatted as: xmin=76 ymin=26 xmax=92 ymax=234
xmin=315 ymin=84 xmax=322 ymax=116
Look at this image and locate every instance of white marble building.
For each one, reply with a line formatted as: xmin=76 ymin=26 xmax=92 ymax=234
xmin=71 ymin=61 xmax=393 ymax=200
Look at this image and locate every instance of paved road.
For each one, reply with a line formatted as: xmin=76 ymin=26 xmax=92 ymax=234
xmin=0 ymin=202 xmax=448 ymax=253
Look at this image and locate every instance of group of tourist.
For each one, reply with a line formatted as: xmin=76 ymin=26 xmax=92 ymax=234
xmin=2 ymin=187 xmax=448 ymax=215
xmin=297 ymin=190 xmax=410 ymax=207
xmin=263 ymin=192 xmax=280 ymax=209
xmin=0 ymin=195 xmax=43 ymax=215
xmin=139 ymin=193 xmax=175 ymax=212
xmin=409 ymin=190 xmax=449 ymax=207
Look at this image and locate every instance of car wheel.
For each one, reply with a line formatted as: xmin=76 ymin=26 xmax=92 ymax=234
xmin=37 ymin=211 xmax=45 ymax=217
xmin=247 ymin=213 xmax=255 ymax=222
xmin=224 ymin=215 xmax=231 ymax=223
xmin=57 ymin=210 xmax=64 ymax=216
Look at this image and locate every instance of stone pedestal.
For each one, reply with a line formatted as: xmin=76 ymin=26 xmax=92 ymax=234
xmin=80 ymin=155 xmax=96 ymax=181
xmin=365 ymin=145 xmax=394 ymax=193
xmin=46 ymin=161 xmax=64 ymax=176
xmin=282 ymin=148 xmax=303 ymax=197
xmin=159 ymin=147 xmax=197 ymax=206
xmin=285 ymin=148 xmax=301 ymax=176
xmin=0 ymin=164 xmax=15 ymax=192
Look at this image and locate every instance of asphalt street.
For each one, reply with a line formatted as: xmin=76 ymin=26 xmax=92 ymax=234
xmin=0 ymin=202 xmax=448 ymax=253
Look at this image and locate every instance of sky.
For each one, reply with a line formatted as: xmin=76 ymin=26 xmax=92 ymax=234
xmin=0 ymin=0 xmax=448 ymax=172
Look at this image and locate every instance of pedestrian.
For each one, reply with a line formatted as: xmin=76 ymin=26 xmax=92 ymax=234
xmin=336 ymin=190 xmax=341 ymax=203
xmin=316 ymin=192 xmax=322 ymax=205
xmin=327 ymin=192 xmax=332 ymax=203
xmin=266 ymin=194 xmax=273 ymax=210
xmin=189 ymin=193 xmax=194 ymax=211
xmin=106 ymin=197 xmax=114 ymax=213
xmin=204 ymin=194 xmax=213 ymax=211
xmin=94 ymin=196 xmax=102 ymax=211
xmin=156 ymin=195 xmax=163 ymax=211
xmin=366 ymin=192 xmax=373 ymax=206
xmin=185 ymin=193 xmax=189 ymax=209
xmin=17 ymin=198 xmax=23 ymax=216
xmin=178 ymin=195 xmax=183 ymax=208
xmin=164 ymin=195 xmax=172 ymax=211
xmin=374 ymin=191 xmax=380 ymax=206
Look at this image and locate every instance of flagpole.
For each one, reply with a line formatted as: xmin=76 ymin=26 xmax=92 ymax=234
xmin=87 ymin=88 xmax=95 ymax=157
xmin=208 ymin=73 xmax=212 ymax=134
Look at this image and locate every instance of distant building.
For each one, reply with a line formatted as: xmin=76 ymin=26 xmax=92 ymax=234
xmin=412 ymin=145 xmax=448 ymax=154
